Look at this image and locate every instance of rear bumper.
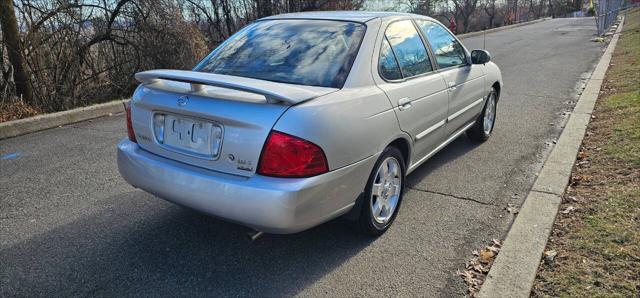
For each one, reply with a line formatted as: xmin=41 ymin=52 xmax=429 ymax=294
xmin=117 ymin=139 xmax=376 ymax=234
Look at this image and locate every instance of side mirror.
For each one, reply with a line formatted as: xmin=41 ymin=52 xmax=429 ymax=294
xmin=471 ymin=49 xmax=491 ymax=64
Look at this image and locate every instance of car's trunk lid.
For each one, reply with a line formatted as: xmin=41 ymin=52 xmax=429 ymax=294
xmin=130 ymin=70 xmax=338 ymax=177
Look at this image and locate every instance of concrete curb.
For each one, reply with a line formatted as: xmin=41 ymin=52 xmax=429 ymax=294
xmin=458 ymin=17 xmax=552 ymax=39
xmin=478 ymin=16 xmax=625 ymax=298
xmin=0 ymin=100 xmax=127 ymax=140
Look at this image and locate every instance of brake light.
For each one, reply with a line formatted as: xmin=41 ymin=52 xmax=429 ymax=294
xmin=257 ymin=131 xmax=328 ymax=178
xmin=124 ymin=102 xmax=136 ymax=143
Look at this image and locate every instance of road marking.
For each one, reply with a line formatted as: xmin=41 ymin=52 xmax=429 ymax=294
xmin=1 ymin=152 xmax=21 ymax=160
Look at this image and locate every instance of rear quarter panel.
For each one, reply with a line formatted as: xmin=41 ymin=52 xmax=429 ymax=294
xmin=272 ymin=87 xmax=407 ymax=171
xmin=273 ymin=17 xmax=411 ymax=172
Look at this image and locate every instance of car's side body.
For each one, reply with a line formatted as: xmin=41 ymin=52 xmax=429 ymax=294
xmin=117 ymin=11 xmax=503 ymax=234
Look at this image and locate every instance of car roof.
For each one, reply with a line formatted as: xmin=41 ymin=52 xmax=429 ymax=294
xmin=260 ymin=11 xmax=432 ymax=23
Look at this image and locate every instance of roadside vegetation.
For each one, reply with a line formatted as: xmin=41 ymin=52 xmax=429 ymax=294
xmin=1 ymin=0 xmax=586 ymax=122
xmin=533 ymin=8 xmax=640 ymax=297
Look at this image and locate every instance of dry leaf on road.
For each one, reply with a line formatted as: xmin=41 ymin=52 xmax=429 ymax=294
xmin=505 ymin=203 xmax=520 ymax=214
xmin=479 ymin=248 xmax=495 ymax=263
xmin=543 ymin=249 xmax=558 ymax=264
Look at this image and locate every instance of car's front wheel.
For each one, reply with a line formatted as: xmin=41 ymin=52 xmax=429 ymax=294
xmin=358 ymin=147 xmax=405 ymax=236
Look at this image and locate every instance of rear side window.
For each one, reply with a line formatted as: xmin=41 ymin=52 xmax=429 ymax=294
xmin=416 ymin=20 xmax=467 ymax=69
xmin=379 ymin=38 xmax=402 ymax=80
xmin=384 ymin=20 xmax=432 ymax=78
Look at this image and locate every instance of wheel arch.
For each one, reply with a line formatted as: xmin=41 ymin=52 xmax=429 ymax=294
xmin=492 ymin=82 xmax=501 ymax=102
xmin=387 ymin=137 xmax=412 ymax=169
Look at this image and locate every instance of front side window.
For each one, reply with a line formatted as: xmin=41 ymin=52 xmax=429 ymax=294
xmin=379 ymin=38 xmax=402 ymax=80
xmin=416 ymin=20 xmax=467 ymax=69
xmin=384 ymin=20 xmax=432 ymax=78
xmin=194 ymin=20 xmax=366 ymax=88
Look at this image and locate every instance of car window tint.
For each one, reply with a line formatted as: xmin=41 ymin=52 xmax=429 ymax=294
xmin=416 ymin=20 xmax=467 ymax=68
xmin=379 ymin=37 xmax=402 ymax=80
xmin=384 ymin=20 xmax=432 ymax=77
xmin=194 ymin=20 xmax=365 ymax=88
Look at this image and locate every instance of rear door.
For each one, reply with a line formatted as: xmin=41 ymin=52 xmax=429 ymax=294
xmin=415 ymin=19 xmax=486 ymax=136
xmin=374 ymin=20 xmax=449 ymax=163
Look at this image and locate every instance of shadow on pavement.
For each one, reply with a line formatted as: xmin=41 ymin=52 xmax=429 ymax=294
xmin=406 ymin=136 xmax=480 ymax=188
xmin=0 ymin=192 xmax=374 ymax=296
xmin=0 ymin=135 xmax=480 ymax=297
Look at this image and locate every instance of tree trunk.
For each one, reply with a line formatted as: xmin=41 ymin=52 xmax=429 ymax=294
xmin=0 ymin=0 xmax=34 ymax=104
xmin=461 ymin=11 xmax=471 ymax=33
xmin=257 ymin=0 xmax=272 ymax=18
xmin=221 ymin=0 xmax=235 ymax=37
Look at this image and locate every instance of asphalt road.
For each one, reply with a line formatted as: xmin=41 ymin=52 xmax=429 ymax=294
xmin=1 ymin=18 xmax=604 ymax=297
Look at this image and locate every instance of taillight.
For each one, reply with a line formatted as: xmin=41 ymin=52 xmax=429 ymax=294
xmin=257 ymin=131 xmax=328 ymax=178
xmin=124 ymin=102 xmax=137 ymax=143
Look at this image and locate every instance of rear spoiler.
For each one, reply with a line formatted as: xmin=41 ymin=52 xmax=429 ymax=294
xmin=135 ymin=69 xmax=338 ymax=105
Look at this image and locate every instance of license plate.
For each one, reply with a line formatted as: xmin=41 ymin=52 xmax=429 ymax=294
xmin=156 ymin=113 xmax=222 ymax=159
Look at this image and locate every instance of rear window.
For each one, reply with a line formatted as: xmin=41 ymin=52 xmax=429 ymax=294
xmin=194 ymin=20 xmax=366 ymax=88
xmin=384 ymin=20 xmax=432 ymax=78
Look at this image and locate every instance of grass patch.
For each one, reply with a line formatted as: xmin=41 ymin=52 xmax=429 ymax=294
xmin=603 ymin=91 xmax=640 ymax=165
xmin=533 ymin=8 xmax=640 ymax=297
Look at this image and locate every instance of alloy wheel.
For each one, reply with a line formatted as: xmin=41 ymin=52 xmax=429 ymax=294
xmin=370 ymin=157 xmax=402 ymax=225
xmin=483 ymin=93 xmax=496 ymax=135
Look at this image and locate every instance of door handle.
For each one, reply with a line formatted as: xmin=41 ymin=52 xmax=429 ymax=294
xmin=398 ymin=97 xmax=412 ymax=110
xmin=448 ymin=82 xmax=457 ymax=92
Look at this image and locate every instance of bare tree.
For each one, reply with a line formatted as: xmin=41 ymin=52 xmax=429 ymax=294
xmin=406 ymin=0 xmax=442 ymax=16
xmin=3 ymin=0 xmax=518 ymax=116
xmin=0 ymin=0 xmax=33 ymax=104
xmin=452 ymin=0 xmax=481 ymax=33
xmin=483 ymin=0 xmax=498 ymax=28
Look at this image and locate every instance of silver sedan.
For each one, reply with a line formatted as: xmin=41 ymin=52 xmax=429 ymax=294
xmin=117 ymin=11 xmax=503 ymax=236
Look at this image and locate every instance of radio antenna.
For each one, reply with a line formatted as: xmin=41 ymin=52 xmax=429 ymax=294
xmin=483 ymin=27 xmax=487 ymax=49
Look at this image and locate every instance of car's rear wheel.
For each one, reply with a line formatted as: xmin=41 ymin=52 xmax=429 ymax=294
xmin=358 ymin=147 xmax=405 ymax=236
xmin=467 ymin=87 xmax=498 ymax=142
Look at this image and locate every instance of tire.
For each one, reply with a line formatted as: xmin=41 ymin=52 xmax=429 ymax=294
xmin=357 ymin=146 xmax=406 ymax=236
xmin=467 ymin=87 xmax=498 ymax=142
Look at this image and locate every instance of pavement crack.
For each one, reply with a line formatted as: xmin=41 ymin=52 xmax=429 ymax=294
xmin=408 ymin=186 xmax=495 ymax=206
xmin=505 ymin=92 xmax=572 ymax=101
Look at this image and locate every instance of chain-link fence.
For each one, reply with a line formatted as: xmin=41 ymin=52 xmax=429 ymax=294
xmin=596 ymin=0 xmax=625 ymax=35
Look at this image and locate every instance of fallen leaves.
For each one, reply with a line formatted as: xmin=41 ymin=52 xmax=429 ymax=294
xmin=570 ymin=174 xmax=594 ymax=186
xmin=577 ymin=151 xmax=589 ymax=160
xmin=505 ymin=203 xmax=520 ymax=214
xmin=543 ymin=249 xmax=558 ymax=265
xmin=458 ymin=239 xmax=503 ymax=297
xmin=479 ymin=248 xmax=495 ymax=263
xmin=561 ymin=206 xmax=577 ymax=214
xmin=565 ymin=196 xmax=582 ymax=203
xmin=0 ymin=100 xmax=42 ymax=123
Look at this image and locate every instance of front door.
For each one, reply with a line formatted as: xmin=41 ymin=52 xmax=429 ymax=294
xmin=415 ymin=19 xmax=487 ymax=136
xmin=375 ymin=20 xmax=449 ymax=163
